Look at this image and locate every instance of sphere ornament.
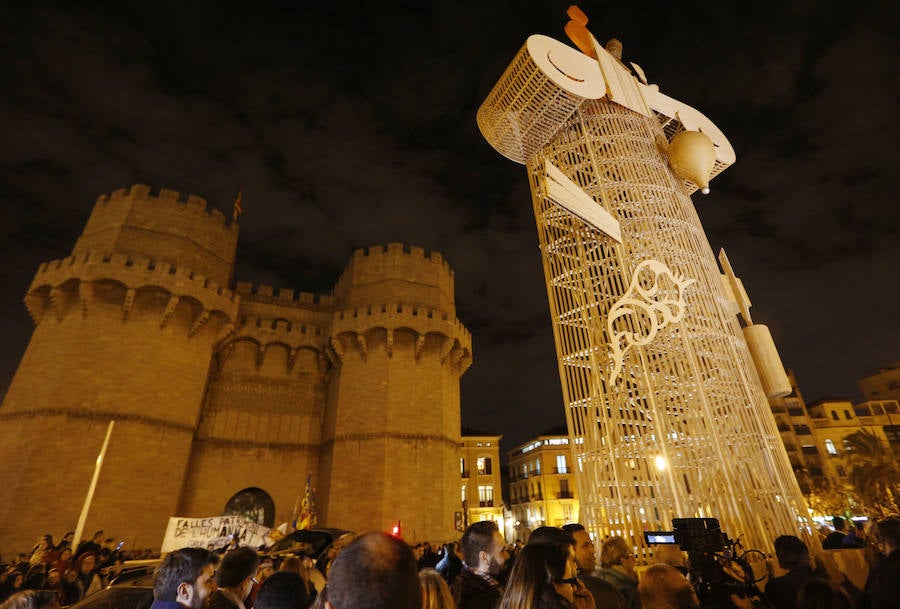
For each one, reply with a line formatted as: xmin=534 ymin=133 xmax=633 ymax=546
xmin=668 ymin=130 xmax=717 ymax=194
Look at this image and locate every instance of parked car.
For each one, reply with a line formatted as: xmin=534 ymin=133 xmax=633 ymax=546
xmin=66 ymin=574 xmax=154 ymax=609
xmin=267 ymin=528 xmax=353 ymax=560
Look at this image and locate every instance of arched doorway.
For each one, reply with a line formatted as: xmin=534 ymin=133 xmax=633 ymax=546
xmin=224 ymin=487 xmax=275 ymax=527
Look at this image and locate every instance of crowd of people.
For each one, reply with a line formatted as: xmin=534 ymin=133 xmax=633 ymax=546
xmin=2 ymin=516 xmax=898 ymax=609
xmin=0 ymin=530 xmax=158 ymax=606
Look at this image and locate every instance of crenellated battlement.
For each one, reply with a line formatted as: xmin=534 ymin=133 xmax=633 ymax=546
xmin=334 ymin=243 xmax=457 ymax=312
xmin=92 ymin=184 xmax=232 ymax=228
xmin=349 ymin=243 xmax=454 ymax=278
xmin=234 ymin=281 xmax=335 ymax=308
xmin=33 ymin=251 xmax=238 ymax=302
xmin=74 ymin=184 xmax=239 ymax=287
xmin=333 ymin=303 xmax=469 ymax=339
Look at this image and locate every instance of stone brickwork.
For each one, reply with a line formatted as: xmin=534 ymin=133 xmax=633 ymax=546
xmin=0 ymin=185 xmax=471 ymax=555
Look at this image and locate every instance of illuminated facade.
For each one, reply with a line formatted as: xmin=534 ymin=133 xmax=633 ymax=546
xmin=477 ymin=11 xmax=812 ymax=554
xmin=459 ymin=433 xmax=504 ymax=530
xmin=507 ymin=434 xmax=580 ymax=539
xmin=858 ymin=362 xmax=900 ymax=401
xmin=770 ymin=371 xmax=900 ymax=501
xmin=0 ymin=186 xmax=471 ymax=554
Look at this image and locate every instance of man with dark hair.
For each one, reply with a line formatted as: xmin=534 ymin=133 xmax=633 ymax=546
xmin=864 ymin=517 xmax=900 ymax=609
xmin=764 ymin=535 xmax=817 ymax=609
xmin=563 ymin=524 xmax=627 ymax=609
xmin=253 ymin=571 xmax=308 ymax=609
xmin=453 ymin=520 xmax=509 ymax=609
xmin=638 ymin=564 xmax=699 ymax=609
xmin=208 ymin=547 xmax=259 ymax=609
xmin=323 ymin=531 xmax=420 ymax=609
xmin=151 ymin=547 xmax=217 ymax=609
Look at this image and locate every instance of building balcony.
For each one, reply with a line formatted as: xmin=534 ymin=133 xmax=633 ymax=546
xmin=479 ymin=500 xmax=494 ymax=508
xmin=557 ymin=491 xmax=575 ymax=499
xmin=554 ymin=467 xmax=570 ymax=474
xmin=461 ymin=470 xmax=470 ymax=478
xmin=531 ymin=494 xmax=543 ymax=501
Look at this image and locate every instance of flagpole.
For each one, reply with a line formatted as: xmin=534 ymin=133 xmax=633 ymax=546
xmin=73 ymin=420 xmax=115 ymax=551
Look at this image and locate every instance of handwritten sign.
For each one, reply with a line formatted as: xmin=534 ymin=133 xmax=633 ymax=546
xmin=161 ymin=516 xmax=272 ymax=553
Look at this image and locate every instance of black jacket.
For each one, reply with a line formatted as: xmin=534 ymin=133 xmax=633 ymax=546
xmin=453 ymin=568 xmax=503 ymax=609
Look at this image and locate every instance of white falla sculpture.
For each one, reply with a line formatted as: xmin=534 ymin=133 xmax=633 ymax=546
xmin=478 ymin=8 xmax=812 ymax=554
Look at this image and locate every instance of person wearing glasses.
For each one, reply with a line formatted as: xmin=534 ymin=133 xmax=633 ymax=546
xmin=596 ymin=537 xmax=640 ymax=609
xmin=208 ymin=547 xmax=260 ymax=609
xmin=498 ymin=543 xmax=580 ymax=609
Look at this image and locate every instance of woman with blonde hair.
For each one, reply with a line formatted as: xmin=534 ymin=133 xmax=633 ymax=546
xmin=418 ymin=568 xmax=457 ymax=609
xmin=596 ymin=537 xmax=640 ymax=609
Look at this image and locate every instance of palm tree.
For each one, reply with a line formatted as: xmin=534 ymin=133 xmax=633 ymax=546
xmin=843 ymin=429 xmax=900 ymax=517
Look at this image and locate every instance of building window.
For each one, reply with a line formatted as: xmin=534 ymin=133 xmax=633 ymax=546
xmin=836 ymin=465 xmax=846 ymax=477
xmin=825 ymin=439 xmax=838 ymax=455
xmin=477 ymin=456 xmax=492 ymax=475
xmin=461 ymin=485 xmax=467 ymax=503
xmin=844 ymin=410 xmax=852 ymax=419
xmin=224 ymin=487 xmax=275 ymax=527
xmin=478 ymin=485 xmax=494 ymax=507
xmin=460 ymin=458 xmax=465 ymax=474
xmin=556 ymin=454 xmax=569 ymax=474
xmin=534 ymin=458 xmax=541 ymax=474
xmin=831 ymin=410 xmax=840 ymax=421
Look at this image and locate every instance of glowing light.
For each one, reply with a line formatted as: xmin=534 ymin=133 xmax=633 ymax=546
xmin=654 ymin=455 xmax=668 ymax=471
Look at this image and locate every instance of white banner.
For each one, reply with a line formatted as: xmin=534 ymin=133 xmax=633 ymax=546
xmin=161 ymin=516 xmax=271 ymax=553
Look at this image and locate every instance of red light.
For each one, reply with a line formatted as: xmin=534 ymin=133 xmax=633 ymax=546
xmin=391 ymin=521 xmax=401 ymax=537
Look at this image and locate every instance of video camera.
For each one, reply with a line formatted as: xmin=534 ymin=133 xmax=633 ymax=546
xmin=644 ymin=518 xmax=769 ymax=609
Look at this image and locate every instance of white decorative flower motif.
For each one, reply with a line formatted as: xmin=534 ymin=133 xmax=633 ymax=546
xmin=607 ymin=260 xmax=695 ymax=384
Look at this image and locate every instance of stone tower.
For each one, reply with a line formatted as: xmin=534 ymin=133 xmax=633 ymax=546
xmin=0 ymin=186 xmax=471 ymax=554
xmin=0 ymin=185 xmax=239 ymax=552
xmin=318 ymin=245 xmax=471 ymax=541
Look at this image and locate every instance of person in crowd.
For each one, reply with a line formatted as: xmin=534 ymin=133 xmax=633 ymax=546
xmin=22 ymin=565 xmax=45 ymax=591
xmin=321 ymin=531 xmax=420 ymax=609
xmin=0 ymin=571 xmax=24 ymax=603
xmin=648 ymin=544 xmax=688 ymax=576
xmin=150 ymin=547 xmax=217 ymax=609
xmin=51 ymin=548 xmax=72 ymax=575
xmin=822 ymin=518 xmax=847 ymax=550
xmin=254 ymin=571 xmax=308 ymax=609
xmin=498 ymin=542 xmax=579 ymax=609
xmin=527 ymin=527 xmax=595 ymax=609
xmin=420 ymin=542 xmax=441 ymax=570
xmin=29 ymin=537 xmax=53 ymax=568
xmin=73 ymin=552 xmax=103 ymax=600
xmin=637 ymin=564 xmax=698 ymax=609
xmin=596 ymin=537 xmax=640 ymax=609
xmin=563 ymin=524 xmax=627 ymax=609
xmin=60 ymin=569 xmax=80 ymax=605
xmin=863 ymin=517 xmax=900 ymax=609
xmin=453 ymin=521 xmax=510 ymax=609
xmin=436 ymin=542 xmax=464 ymax=584
xmin=279 ymin=556 xmax=324 ymax=602
xmin=840 ymin=521 xmax=866 ymax=549
xmin=795 ymin=579 xmax=852 ymax=609
xmin=43 ymin=569 xmax=65 ymax=606
xmin=765 ymin=535 xmax=819 ymax=609
xmin=208 ymin=547 xmax=259 ymax=609
xmin=75 ymin=532 xmax=104 ymax=560
xmin=0 ymin=590 xmax=59 ymax=609
xmin=56 ymin=533 xmax=74 ymax=553
xmin=247 ymin=556 xmax=275 ymax=606
xmin=420 ymin=568 xmax=458 ymax=609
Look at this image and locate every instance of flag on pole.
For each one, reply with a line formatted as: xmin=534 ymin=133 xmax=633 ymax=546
xmin=292 ymin=473 xmax=316 ymax=531
xmin=232 ymin=186 xmax=243 ymax=222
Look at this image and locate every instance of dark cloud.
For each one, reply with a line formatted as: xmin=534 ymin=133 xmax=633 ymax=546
xmin=0 ymin=0 xmax=897 ymax=451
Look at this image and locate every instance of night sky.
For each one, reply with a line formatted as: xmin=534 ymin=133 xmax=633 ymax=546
xmin=1 ymin=1 xmax=897 ymax=452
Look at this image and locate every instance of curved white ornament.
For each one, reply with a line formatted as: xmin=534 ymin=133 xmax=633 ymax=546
xmin=607 ymin=260 xmax=695 ymax=384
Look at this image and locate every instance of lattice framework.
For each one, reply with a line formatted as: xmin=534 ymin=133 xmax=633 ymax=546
xmin=525 ymin=100 xmax=809 ymax=555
